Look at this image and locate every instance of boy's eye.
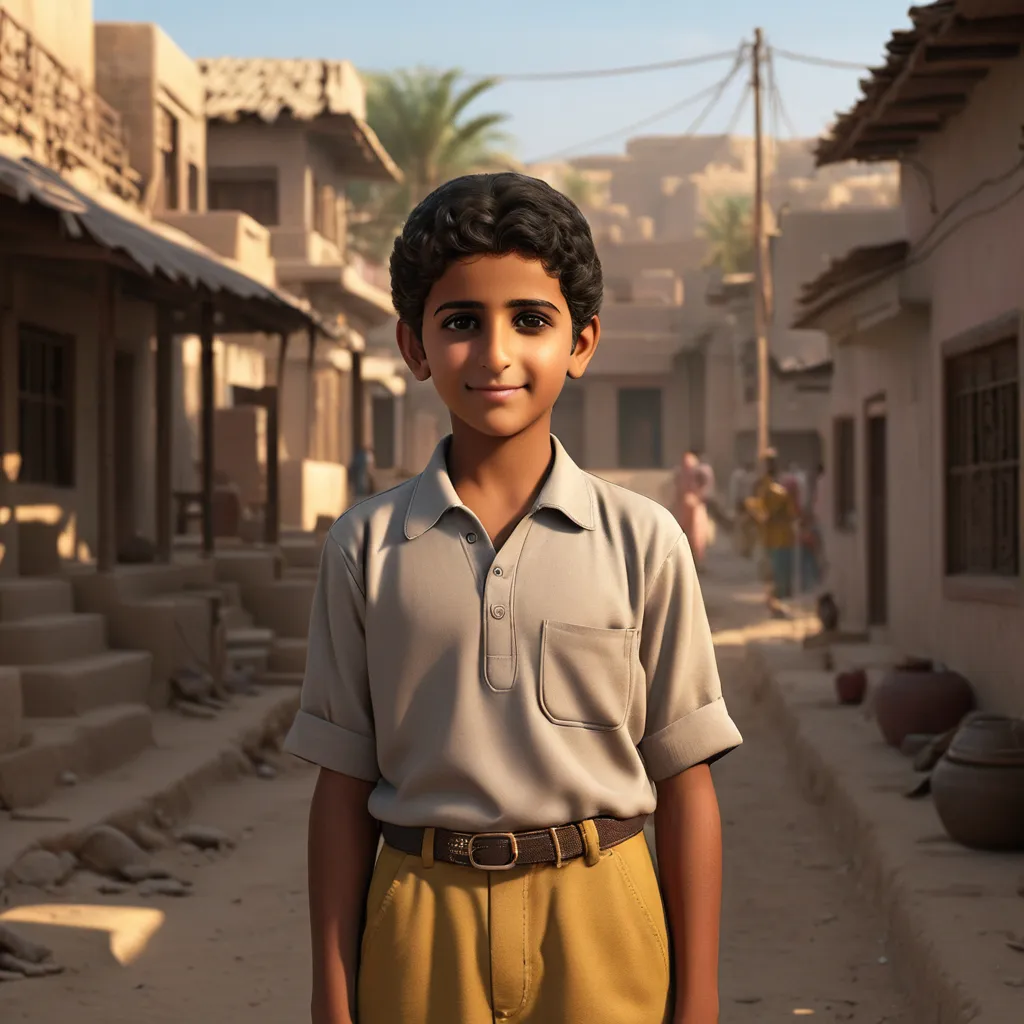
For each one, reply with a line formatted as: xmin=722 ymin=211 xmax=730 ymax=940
xmin=443 ymin=314 xmax=478 ymax=332
xmin=514 ymin=313 xmax=549 ymax=331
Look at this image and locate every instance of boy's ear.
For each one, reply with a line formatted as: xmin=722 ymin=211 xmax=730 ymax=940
xmin=567 ymin=315 xmax=600 ymax=380
xmin=396 ymin=320 xmax=431 ymax=381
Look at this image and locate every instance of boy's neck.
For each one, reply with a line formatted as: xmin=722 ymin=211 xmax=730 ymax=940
xmin=446 ymin=416 xmax=555 ymax=541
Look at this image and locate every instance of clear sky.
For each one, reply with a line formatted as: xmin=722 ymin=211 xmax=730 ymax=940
xmin=93 ymin=0 xmax=912 ymax=162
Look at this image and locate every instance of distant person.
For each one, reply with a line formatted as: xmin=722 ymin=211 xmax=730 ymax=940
xmin=674 ymin=449 xmax=712 ymax=568
xmin=746 ymin=449 xmax=798 ymax=616
xmin=728 ymin=461 xmax=757 ymax=558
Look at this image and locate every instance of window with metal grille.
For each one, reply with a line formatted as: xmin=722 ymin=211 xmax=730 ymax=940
xmin=945 ymin=336 xmax=1020 ymax=577
xmin=17 ymin=324 xmax=74 ymax=487
xmin=832 ymin=416 xmax=855 ymax=530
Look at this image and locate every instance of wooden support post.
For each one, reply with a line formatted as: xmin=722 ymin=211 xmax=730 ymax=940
xmin=264 ymin=331 xmax=289 ymax=546
xmin=199 ymin=302 xmax=215 ymax=558
xmin=155 ymin=308 xmax=174 ymax=562
xmin=351 ymin=348 xmax=365 ymax=456
xmin=96 ymin=265 xmax=117 ymax=572
xmin=305 ymin=322 xmax=317 ymax=457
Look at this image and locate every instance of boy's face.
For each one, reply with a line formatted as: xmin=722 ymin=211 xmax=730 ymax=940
xmin=396 ymin=253 xmax=599 ymax=440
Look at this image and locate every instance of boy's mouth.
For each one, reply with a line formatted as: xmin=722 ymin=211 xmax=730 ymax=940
xmin=466 ymin=384 xmax=526 ymax=398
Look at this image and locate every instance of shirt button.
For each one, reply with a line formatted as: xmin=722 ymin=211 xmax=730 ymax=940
xmin=492 ymin=566 xmax=503 ymax=577
xmin=491 ymin=604 xmax=506 ymax=619
xmin=466 ymin=532 xmax=477 ymax=544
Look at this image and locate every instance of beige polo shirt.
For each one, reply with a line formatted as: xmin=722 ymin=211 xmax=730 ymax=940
xmin=284 ymin=435 xmax=742 ymax=832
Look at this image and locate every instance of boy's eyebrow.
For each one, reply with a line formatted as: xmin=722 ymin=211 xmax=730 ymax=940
xmin=433 ymin=298 xmax=562 ymax=316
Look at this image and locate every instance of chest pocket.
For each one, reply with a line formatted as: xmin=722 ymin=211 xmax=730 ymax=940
xmin=539 ymin=620 xmax=637 ymax=730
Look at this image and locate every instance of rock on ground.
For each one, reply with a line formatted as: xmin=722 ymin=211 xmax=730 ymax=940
xmin=76 ymin=825 xmax=149 ymax=876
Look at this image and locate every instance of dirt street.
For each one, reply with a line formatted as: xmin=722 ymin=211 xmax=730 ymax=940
xmin=0 ymin=549 xmax=918 ymax=1023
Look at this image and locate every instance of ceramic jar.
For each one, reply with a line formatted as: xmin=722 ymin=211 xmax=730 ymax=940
xmin=835 ymin=669 xmax=867 ymax=706
xmin=931 ymin=713 xmax=1024 ymax=851
xmin=873 ymin=662 xmax=974 ymax=748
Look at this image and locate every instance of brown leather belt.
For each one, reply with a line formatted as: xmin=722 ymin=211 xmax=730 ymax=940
xmin=380 ymin=814 xmax=648 ymax=871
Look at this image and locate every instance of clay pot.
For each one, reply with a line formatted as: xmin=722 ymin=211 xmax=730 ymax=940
xmin=931 ymin=714 xmax=1024 ymax=851
xmin=873 ymin=662 xmax=974 ymax=748
xmin=835 ymin=669 xmax=867 ymax=706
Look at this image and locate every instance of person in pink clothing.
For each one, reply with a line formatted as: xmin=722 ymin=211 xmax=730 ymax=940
xmin=674 ymin=450 xmax=711 ymax=568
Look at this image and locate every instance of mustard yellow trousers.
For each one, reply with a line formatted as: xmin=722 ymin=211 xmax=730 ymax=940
xmin=357 ymin=826 xmax=671 ymax=1023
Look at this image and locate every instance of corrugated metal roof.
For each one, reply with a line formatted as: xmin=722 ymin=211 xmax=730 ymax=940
xmin=198 ymin=58 xmax=401 ymax=183
xmin=815 ymin=0 xmax=1024 ymax=165
xmin=0 ymin=150 xmax=336 ymax=337
xmin=793 ymin=241 xmax=910 ymax=326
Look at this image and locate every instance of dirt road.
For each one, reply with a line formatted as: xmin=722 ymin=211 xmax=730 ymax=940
xmin=0 ymin=549 xmax=918 ymax=1023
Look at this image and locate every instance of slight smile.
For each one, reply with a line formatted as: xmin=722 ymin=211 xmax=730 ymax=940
xmin=466 ymin=384 xmax=526 ymax=399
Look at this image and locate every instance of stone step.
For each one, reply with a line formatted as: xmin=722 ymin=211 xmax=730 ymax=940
xmin=21 ymin=650 xmax=152 ymax=718
xmin=0 ymin=613 xmax=107 ymax=666
xmin=219 ymin=605 xmax=254 ymax=631
xmin=0 ymin=578 xmax=73 ymax=622
xmin=282 ymin=566 xmax=318 ymax=582
xmin=257 ymin=671 xmax=304 ymax=688
xmin=226 ymin=626 xmax=274 ymax=650
xmin=269 ymin=638 xmax=307 ymax=674
xmin=280 ymin=538 xmax=320 ymax=570
xmin=0 ymin=667 xmax=23 ymax=754
xmin=214 ymin=550 xmax=279 ymax=589
xmin=244 ymin=580 xmax=316 ymax=639
xmin=0 ymin=704 xmax=154 ymax=810
xmin=226 ymin=646 xmax=269 ymax=676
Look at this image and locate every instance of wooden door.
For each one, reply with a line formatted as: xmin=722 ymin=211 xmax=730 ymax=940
xmin=113 ymin=351 xmax=136 ymax=548
xmin=865 ymin=400 xmax=888 ymax=626
xmin=617 ymin=388 xmax=663 ymax=468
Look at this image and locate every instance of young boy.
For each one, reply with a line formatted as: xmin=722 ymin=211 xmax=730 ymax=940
xmin=284 ymin=172 xmax=743 ymax=1024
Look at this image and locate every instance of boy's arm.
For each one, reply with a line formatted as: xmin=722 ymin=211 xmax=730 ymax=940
xmin=308 ymin=769 xmax=379 ymax=1024
xmin=638 ymin=531 xmax=742 ymax=1024
xmin=283 ymin=531 xmax=379 ymax=1024
xmin=654 ymin=765 xmax=723 ymax=1024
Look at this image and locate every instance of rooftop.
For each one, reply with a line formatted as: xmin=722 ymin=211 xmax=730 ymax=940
xmin=815 ymin=0 xmax=1024 ymax=166
xmin=198 ymin=58 xmax=401 ymax=182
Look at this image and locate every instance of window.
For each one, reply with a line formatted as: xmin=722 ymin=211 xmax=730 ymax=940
xmin=17 ymin=324 xmax=74 ymax=487
xmin=208 ymin=174 xmax=279 ymax=226
xmin=157 ymin=106 xmax=179 ymax=212
xmin=833 ymin=416 xmax=855 ymax=530
xmin=188 ymin=163 xmax=200 ymax=211
xmin=945 ymin=335 xmax=1019 ymax=577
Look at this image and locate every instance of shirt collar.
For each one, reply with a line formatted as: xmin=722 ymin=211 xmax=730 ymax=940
xmin=404 ymin=434 xmax=595 ymax=540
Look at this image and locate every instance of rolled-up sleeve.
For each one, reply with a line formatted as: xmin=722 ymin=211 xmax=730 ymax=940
xmin=638 ymin=533 xmax=743 ymax=781
xmin=283 ymin=531 xmax=379 ymax=781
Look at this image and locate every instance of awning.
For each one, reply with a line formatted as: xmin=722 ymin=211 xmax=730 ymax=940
xmin=793 ymin=241 xmax=911 ymax=328
xmin=0 ymin=150 xmax=338 ymax=338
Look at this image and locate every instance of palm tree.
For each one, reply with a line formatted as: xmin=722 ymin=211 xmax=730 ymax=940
xmin=348 ymin=68 xmax=514 ymax=261
xmin=699 ymin=195 xmax=755 ymax=274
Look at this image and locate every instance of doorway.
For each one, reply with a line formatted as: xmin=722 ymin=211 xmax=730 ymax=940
xmin=865 ymin=397 xmax=888 ymax=627
xmin=371 ymin=392 xmax=396 ymax=469
xmin=113 ymin=351 xmax=136 ymax=548
xmin=617 ymin=387 xmax=663 ymax=468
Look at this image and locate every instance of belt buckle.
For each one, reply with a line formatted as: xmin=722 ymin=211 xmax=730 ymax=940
xmin=467 ymin=831 xmax=519 ymax=871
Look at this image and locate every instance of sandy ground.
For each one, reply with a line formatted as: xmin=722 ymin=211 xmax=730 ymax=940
xmin=0 ymin=547 xmax=918 ymax=1023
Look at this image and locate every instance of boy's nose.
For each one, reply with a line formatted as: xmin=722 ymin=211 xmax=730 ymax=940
xmin=478 ymin=322 xmax=513 ymax=371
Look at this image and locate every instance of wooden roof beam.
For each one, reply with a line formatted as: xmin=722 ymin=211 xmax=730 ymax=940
xmin=890 ymin=93 xmax=968 ymax=110
xmin=923 ymin=42 xmax=1020 ymax=63
xmin=867 ymin=120 xmax=942 ymax=133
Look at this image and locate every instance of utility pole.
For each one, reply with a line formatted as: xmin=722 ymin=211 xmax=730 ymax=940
xmin=752 ymin=27 xmax=771 ymax=461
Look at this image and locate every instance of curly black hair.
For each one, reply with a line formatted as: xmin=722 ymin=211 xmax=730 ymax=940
xmin=389 ymin=172 xmax=603 ymax=345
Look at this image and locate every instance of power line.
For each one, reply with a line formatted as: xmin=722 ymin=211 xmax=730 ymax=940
xmin=771 ymin=47 xmax=870 ymax=71
xmin=531 ymin=46 xmax=748 ymax=162
xmin=475 ymin=48 xmax=741 ymax=83
xmin=681 ymin=46 xmax=750 ymax=135
xmin=723 ymin=81 xmax=753 ymax=136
